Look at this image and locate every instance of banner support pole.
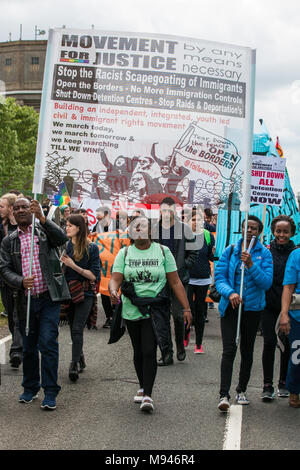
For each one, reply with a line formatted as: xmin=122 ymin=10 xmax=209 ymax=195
xmin=235 ymin=212 xmax=248 ymax=346
xmin=236 ymin=50 xmax=256 ymax=346
xmin=25 ymin=193 xmax=37 ymax=337
xmin=260 ymin=204 xmax=266 ymax=243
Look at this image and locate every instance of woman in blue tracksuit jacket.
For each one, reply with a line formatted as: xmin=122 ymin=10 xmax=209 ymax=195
xmin=215 ymin=215 xmax=273 ymax=412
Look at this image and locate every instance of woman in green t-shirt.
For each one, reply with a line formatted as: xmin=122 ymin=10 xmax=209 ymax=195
xmin=109 ymin=216 xmax=192 ymax=413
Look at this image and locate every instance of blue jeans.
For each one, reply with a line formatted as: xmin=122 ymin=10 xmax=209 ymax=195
xmin=19 ymin=292 xmax=61 ymax=397
xmin=286 ymin=316 xmax=300 ymax=394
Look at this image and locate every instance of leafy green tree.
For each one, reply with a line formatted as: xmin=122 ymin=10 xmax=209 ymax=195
xmin=0 ymin=98 xmax=39 ymax=195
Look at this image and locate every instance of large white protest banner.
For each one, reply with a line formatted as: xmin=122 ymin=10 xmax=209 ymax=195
xmin=251 ymin=155 xmax=286 ymax=206
xmin=33 ymin=28 xmax=256 ymax=212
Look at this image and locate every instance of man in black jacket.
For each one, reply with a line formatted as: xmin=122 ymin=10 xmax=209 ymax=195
xmin=0 ymin=198 xmax=68 ymax=411
xmin=0 ymin=193 xmax=22 ymax=367
xmin=154 ymin=197 xmax=198 ymax=365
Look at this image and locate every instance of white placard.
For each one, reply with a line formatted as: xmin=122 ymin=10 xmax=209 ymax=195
xmin=251 ymin=155 xmax=286 ymax=206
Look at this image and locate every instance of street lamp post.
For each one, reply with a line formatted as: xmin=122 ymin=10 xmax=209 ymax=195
xmin=35 ymin=25 xmax=46 ymax=40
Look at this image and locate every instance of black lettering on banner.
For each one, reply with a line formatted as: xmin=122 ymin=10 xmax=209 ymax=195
xmin=51 ymin=64 xmax=246 ymax=116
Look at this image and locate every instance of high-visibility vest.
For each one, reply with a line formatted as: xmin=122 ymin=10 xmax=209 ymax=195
xmin=89 ymin=231 xmax=130 ymax=296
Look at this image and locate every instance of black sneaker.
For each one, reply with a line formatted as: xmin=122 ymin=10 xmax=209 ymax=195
xmin=10 ymin=356 xmax=21 ymax=369
xmin=79 ymin=354 xmax=86 ymax=373
xmin=277 ymin=382 xmax=289 ymax=398
xmin=102 ymin=318 xmax=112 ymax=329
xmin=157 ymin=354 xmax=174 ymax=366
xmin=261 ymin=385 xmax=275 ymax=402
xmin=69 ymin=361 xmax=80 ymax=382
xmin=177 ymin=349 xmax=186 ymax=361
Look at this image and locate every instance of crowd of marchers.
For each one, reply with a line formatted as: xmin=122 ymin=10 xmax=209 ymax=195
xmin=0 ymin=191 xmax=299 ymax=413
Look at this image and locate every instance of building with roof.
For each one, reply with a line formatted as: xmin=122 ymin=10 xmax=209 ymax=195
xmin=0 ymin=39 xmax=47 ymax=110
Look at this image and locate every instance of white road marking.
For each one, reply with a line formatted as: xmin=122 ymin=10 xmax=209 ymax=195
xmin=0 ymin=334 xmax=12 ymax=364
xmin=223 ymin=405 xmax=243 ymax=450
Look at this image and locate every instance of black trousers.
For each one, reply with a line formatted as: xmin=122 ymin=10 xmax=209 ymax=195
xmin=125 ymin=318 xmax=157 ymax=397
xmin=220 ymin=305 xmax=262 ymax=399
xmin=68 ymin=296 xmax=94 ymax=362
xmin=167 ymin=285 xmax=188 ymax=355
xmin=187 ymin=284 xmax=209 ymax=347
xmin=261 ymin=308 xmax=290 ymax=386
xmin=101 ymin=294 xmax=114 ymax=319
xmin=1 ymin=285 xmax=22 ymax=360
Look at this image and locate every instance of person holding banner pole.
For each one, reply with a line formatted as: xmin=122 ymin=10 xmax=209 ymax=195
xmin=0 ymin=198 xmax=68 ymax=411
xmin=215 ymin=216 xmax=273 ymax=412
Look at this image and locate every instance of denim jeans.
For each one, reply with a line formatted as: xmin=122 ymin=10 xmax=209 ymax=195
xmin=19 ymin=292 xmax=61 ymax=397
xmin=286 ymin=316 xmax=300 ymax=394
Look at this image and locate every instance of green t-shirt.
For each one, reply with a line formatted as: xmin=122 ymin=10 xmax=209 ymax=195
xmin=112 ymin=242 xmax=177 ymax=320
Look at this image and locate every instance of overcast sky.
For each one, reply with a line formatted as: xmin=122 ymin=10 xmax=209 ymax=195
xmin=1 ymin=0 xmax=300 ymax=195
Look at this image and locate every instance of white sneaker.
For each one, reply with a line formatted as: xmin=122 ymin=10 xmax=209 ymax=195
xmin=236 ymin=392 xmax=249 ymax=405
xmin=140 ymin=396 xmax=154 ymax=412
xmin=134 ymin=389 xmax=144 ymax=403
xmin=218 ymin=396 xmax=230 ymax=412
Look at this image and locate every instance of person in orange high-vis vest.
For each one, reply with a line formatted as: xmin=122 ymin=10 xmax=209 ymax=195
xmin=89 ymin=230 xmax=130 ymax=328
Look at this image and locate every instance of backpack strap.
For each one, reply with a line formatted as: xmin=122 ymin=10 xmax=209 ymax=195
xmin=159 ymin=243 xmax=165 ymax=258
